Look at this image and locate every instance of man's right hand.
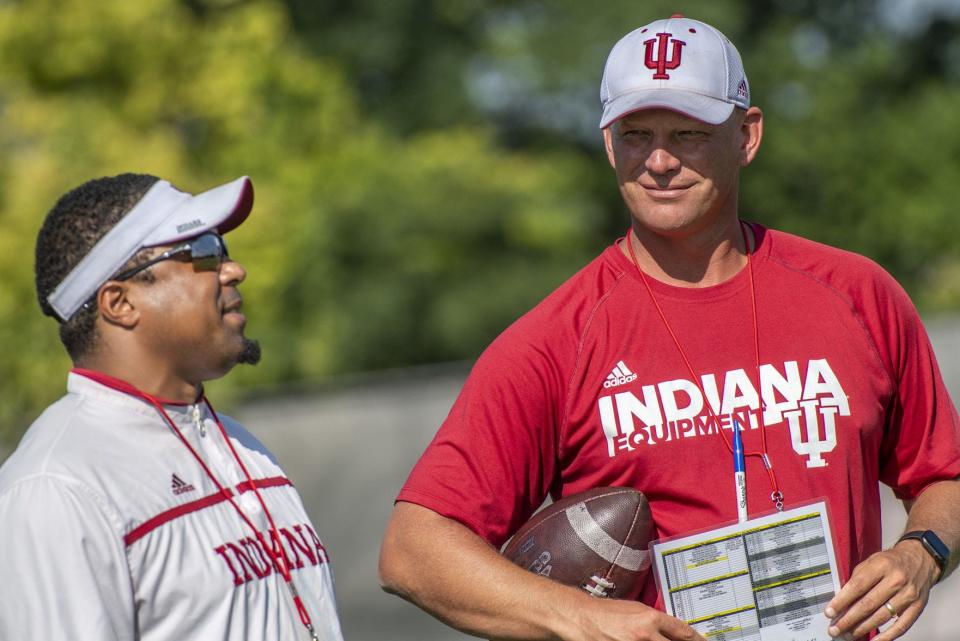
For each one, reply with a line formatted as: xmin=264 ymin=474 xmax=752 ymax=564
xmin=565 ymin=598 xmax=705 ymax=641
xmin=380 ymin=501 xmax=705 ymax=641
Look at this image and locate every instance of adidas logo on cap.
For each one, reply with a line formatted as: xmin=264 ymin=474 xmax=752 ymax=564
xmin=603 ymin=360 xmax=638 ymax=389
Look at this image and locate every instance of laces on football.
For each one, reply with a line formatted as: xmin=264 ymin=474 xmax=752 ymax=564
xmin=582 ymin=575 xmax=615 ymax=598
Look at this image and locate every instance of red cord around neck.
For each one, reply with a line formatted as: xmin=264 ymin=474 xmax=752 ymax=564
xmin=71 ymin=369 xmax=320 ymax=639
xmin=623 ymin=223 xmax=784 ymax=512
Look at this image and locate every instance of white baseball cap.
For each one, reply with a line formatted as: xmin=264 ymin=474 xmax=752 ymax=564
xmin=47 ymin=176 xmax=254 ymax=321
xmin=599 ymin=14 xmax=750 ymax=128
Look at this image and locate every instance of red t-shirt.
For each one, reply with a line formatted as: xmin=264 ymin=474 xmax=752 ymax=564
xmin=398 ymin=224 xmax=960 ymax=603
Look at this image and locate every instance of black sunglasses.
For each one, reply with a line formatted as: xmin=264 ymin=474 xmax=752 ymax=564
xmin=113 ymin=232 xmax=230 ymax=282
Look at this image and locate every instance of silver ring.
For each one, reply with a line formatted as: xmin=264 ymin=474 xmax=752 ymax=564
xmin=885 ymin=601 xmax=898 ymax=619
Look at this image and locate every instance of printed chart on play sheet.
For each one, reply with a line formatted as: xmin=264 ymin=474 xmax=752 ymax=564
xmin=652 ymin=502 xmax=841 ymax=641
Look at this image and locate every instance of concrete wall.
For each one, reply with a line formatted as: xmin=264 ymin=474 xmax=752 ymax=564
xmin=235 ymin=317 xmax=960 ymax=641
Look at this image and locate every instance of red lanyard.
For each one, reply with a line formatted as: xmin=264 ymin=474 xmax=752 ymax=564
xmin=623 ymin=224 xmax=784 ymax=512
xmin=72 ymin=369 xmax=320 ymax=640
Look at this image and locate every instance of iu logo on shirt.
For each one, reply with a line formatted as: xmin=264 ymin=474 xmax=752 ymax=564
xmin=783 ymin=399 xmax=839 ymax=468
xmin=644 ymin=33 xmax=686 ymax=80
xmin=596 ymin=358 xmax=849 ymax=468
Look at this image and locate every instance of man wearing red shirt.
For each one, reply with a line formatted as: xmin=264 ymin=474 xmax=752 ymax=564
xmin=379 ymin=14 xmax=960 ymax=641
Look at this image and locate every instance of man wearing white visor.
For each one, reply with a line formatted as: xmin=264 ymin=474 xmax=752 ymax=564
xmin=380 ymin=14 xmax=960 ymax=641
xmin=0 ymin=174 xmax=344 ymax=640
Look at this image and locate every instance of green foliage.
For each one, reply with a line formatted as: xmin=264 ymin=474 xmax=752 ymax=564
xmin=0 ymin=0 xmax=601 ymax=444
xmin=741 ymin=13 xmax=960 ymax=307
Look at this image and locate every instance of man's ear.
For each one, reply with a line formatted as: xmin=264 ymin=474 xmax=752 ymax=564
xmin=96 ymin=282 xmax=140 ymax=329
xmin=739 ymin=106 xmax=763 ymax=167
xmin=603 ymin=126 xmax=617 ymax=169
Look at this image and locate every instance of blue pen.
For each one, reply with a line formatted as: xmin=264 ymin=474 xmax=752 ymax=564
xmin=733 ymin=419 xmax=748 ymax=523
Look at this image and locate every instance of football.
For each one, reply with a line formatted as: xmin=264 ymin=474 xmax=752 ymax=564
xmin=501 ymin=487 xmax=653 ymax=600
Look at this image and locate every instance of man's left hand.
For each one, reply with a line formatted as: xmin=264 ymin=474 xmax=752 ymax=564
xmin=824 ymin=540 xmax=940 ymax=641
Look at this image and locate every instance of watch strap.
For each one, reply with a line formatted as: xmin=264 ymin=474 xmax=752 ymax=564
xmin=898 ymin=530 xmax=949 ymax=582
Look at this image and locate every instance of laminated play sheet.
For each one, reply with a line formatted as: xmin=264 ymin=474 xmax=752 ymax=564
xmin=652 ymin=501 xmax=840 ymax=641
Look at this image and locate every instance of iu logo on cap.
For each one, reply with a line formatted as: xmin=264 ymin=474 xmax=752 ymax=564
xmin=644 ymin=33 xmax=686 ymax=80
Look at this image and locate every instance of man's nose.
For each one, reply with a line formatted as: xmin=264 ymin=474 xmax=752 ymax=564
xmin=220 ymin=258 xmax=246 ymax=285
xmin=645 ymin=146 xmax=681 ymax=175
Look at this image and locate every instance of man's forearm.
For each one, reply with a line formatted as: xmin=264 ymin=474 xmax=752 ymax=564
xmin=378 ymin=501 xmax=704 ymax=641
xmin=900 ymin=477 xmax=960 ymax=581
xmin=824 ymin=477 xmax=960 ymax=640
xmin=379 ymin=501 xmax=590 ymax=640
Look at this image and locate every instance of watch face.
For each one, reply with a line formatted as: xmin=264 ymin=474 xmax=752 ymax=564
xmin=921 ymin=531 xmax=949 ymax=564
xmin=900 ymin=530 xmax=949 ymax=577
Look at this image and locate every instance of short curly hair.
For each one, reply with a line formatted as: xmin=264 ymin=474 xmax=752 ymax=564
xmin=35 ymin=173 xmax=160 ymax=360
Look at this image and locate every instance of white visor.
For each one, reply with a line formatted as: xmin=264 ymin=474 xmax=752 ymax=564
xmin=47 ymin=176 xmax=253 ymax=321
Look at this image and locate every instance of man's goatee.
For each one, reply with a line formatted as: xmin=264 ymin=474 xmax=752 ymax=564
xmin=238 ymin=338 xmax=262 ymax=365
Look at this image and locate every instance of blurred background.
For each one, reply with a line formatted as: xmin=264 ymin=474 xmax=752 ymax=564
xmin=1 ymin=0 xmax=959 ymax=639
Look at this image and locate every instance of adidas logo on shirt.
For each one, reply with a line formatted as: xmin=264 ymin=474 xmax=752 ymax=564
xmin=603 ymin=360 xmax=638 ymax=389
xmin=171 ymin=474 xmax=196 ymax=496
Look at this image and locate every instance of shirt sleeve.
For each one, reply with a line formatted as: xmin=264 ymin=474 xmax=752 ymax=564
xmin=872 ymin=276 xmax=960 ymax=498
xmin=397 ymin=329 xmax=567 ymax=549
xmin=0 ymin=476 xmax=135 ymax=640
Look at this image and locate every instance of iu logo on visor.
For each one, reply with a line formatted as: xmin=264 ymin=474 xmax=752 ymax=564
xmin=644 ymin=33 xmax=686 ymax=80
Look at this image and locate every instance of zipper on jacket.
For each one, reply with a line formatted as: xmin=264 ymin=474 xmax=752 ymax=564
xmin=192 ymin=404 xmax=206 ymax=437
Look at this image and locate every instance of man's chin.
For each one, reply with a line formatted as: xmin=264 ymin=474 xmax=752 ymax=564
xmin=237 ymin=338 xmax=262 ymax=365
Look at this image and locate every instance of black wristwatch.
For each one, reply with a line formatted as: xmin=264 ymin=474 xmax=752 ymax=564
xmin=898 ymin=530 xmax=949 ymax=582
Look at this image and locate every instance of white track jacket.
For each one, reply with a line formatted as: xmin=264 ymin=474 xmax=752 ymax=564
xmin=0 ymin=372 xmax=344 ymax=640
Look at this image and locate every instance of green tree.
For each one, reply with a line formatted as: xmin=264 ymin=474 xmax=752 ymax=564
xmin=0 ymin=0 xmax=601 ymax=446
xmin=282 ymin=0 xmax=960 ymax=304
